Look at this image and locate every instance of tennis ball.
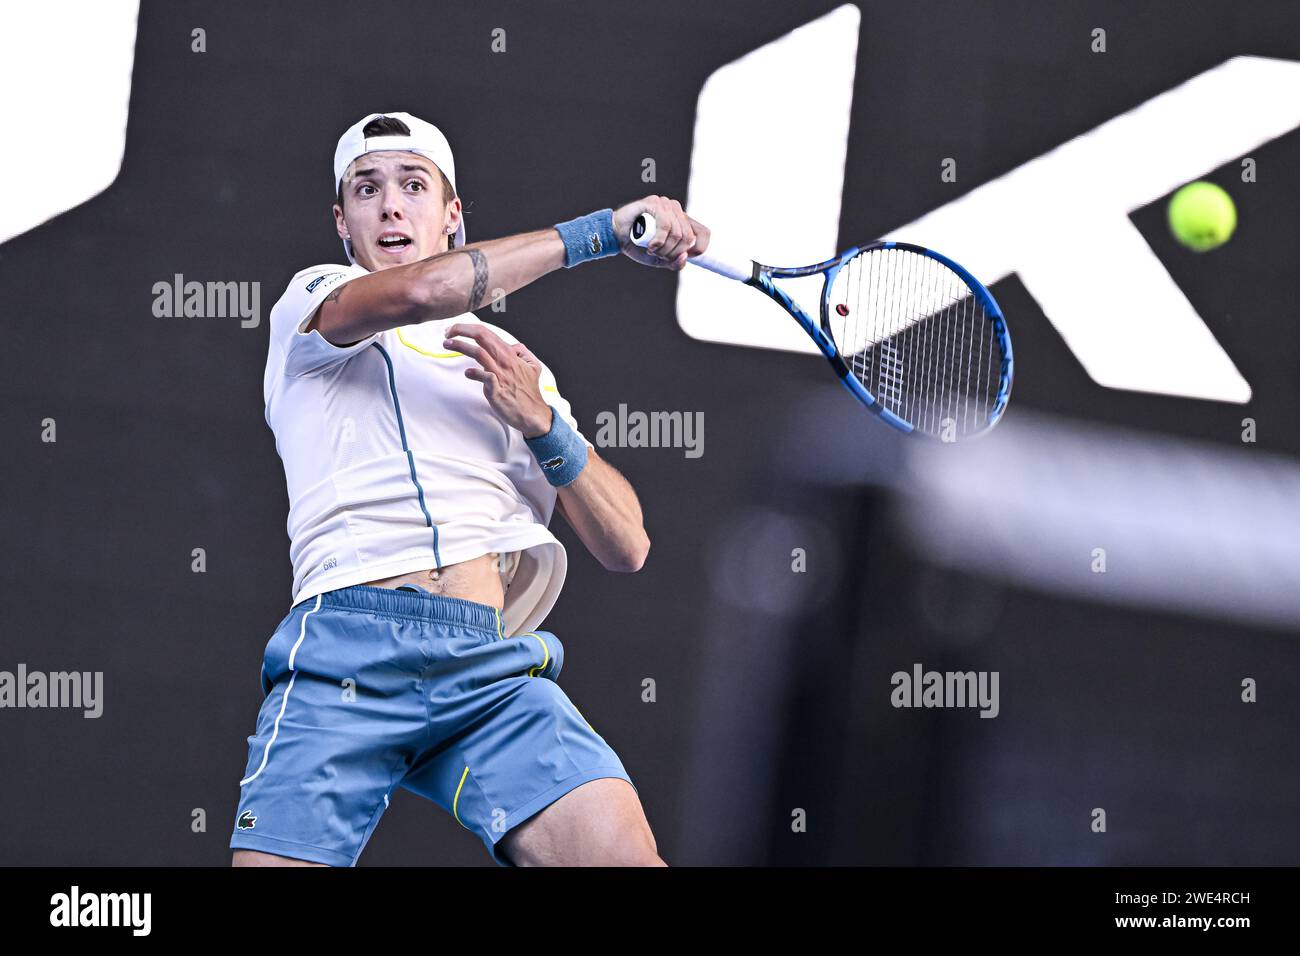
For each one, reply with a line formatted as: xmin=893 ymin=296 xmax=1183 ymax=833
xmin=1167 ymin=181 xmax=1236 ymax=252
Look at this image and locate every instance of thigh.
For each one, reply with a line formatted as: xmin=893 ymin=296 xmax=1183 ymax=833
xmin=401 ymin=642 xmax=639 ymax=865
xmin=498 ymin=777 xmax=662 ymax=867
xmin=231 ymin=850 xmax=325 ymax=867
xmin=230 ymin=601 xmax=432 ymax=866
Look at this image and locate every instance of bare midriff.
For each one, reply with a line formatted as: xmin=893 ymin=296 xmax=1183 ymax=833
xmin=364 ymin=553 xmax=509 ymax=609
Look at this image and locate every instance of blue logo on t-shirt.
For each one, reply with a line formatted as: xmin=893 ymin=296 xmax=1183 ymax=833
xmin=306 ymin=272 xmax=343 ymax=294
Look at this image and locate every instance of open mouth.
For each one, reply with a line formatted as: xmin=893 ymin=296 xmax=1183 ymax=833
xmin=377 ymin=234 xmax=413 ymax=251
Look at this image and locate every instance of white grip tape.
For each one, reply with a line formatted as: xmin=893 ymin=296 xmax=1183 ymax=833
xmin=629 ymin=213 xmax=753 ymax=282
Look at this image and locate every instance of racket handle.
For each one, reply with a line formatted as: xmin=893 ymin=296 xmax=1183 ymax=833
xmin=630 ymin=213 xmax=753 ymax=282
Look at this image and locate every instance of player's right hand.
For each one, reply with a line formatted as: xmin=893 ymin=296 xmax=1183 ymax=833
xmin=612 ymin=196 xmax=710 ymax=271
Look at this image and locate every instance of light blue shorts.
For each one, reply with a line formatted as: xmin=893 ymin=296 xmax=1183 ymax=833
xmin=230 ymin=584 xmax=633 ymax=866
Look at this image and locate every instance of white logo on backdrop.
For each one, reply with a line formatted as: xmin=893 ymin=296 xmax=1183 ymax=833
xmin=681 ymin=6 xmax=1299 ymax=404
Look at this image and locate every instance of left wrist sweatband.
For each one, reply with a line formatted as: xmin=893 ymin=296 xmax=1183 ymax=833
xmin=554 ymin=209 xmax=621 ymax=268
xmin=526 ymin=406 xmax=589 ymax=487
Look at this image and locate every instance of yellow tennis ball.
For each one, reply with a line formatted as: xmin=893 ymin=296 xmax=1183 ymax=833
xmin=1167 ymin=181 xmax=1236 ymax=251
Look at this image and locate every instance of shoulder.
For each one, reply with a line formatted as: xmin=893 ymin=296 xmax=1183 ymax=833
xmin=269 ymin=263 xmax=367 ymax=338
xmin=272 ymin=262 xmax=365 ymax=312
xmin=471 ymin=318 xmax=521 ymax=346
xmin=463 ymin=320 xmax=566 ymax=387
xmin=472 ymin=321 xmax=558 ymax=374
xmin=283 ymin=263 xmax=365 ymax=296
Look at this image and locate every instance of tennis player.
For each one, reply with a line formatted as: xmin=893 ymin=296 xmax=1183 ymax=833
xmin=230 ymin=111 xmax=708 ymax=867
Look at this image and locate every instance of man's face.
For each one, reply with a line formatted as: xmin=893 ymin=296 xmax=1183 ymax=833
xmin=334 ymin=151 xmax=461 ymax=271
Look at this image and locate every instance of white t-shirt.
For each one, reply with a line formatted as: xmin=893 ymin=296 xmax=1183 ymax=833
xmin=263 ymin=262 xmax=591 ymax=637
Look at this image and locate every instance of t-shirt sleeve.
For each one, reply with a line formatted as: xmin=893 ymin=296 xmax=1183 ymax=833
xmin=271 ymin=265 xmax=377 ymax=378
xmin=537 ymin=360 xmax=593 ymax=450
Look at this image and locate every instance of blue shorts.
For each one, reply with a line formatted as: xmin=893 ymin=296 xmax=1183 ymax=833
xmin=229 ymin=584 xmax=633 ymax=866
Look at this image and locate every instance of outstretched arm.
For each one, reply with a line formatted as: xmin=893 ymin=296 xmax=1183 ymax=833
xmin=307 ymin=229 xmax=563 ymax=344
xmin=308 ymin=196 xmax=710 ymax=346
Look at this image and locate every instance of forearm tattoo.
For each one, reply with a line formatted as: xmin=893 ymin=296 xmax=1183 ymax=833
xmin=462 ymin=248 xmax=489 ymax=311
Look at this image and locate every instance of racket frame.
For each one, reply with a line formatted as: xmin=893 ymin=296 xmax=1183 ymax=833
xmin=629 ymin=214 xmax=1012 ymax=438
xmin=744 ymin=242 xmax=1012 ymax=437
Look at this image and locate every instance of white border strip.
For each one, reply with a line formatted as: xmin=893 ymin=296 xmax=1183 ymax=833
xmin=240 ymin=594 xmax=323 ymax=786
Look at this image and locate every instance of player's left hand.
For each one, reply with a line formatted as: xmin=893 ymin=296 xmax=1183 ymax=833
xmin=442 ymin=324 xmax=554 ymax=438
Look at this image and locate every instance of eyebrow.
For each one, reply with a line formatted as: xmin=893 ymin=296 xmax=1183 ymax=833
xmin=349 ymin=164 xmax=434 ymax=181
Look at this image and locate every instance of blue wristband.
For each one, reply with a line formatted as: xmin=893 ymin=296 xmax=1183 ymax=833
xmin=525 ymin=406 xmax=589 ymax=487
xmin=554 ymin=209 xmax=620 ymax=268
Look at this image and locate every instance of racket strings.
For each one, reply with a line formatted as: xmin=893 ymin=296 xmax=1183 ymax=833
xmin=830 ymin=248 xmax=1002 ymax=440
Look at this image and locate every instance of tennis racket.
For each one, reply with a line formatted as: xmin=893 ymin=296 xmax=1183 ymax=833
xmin=631 ymin=213 xmax=1013 ymax=442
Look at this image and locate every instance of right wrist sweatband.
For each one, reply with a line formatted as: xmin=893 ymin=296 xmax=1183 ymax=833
xmin=554 ymin=209 xmax=621 ymax=268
